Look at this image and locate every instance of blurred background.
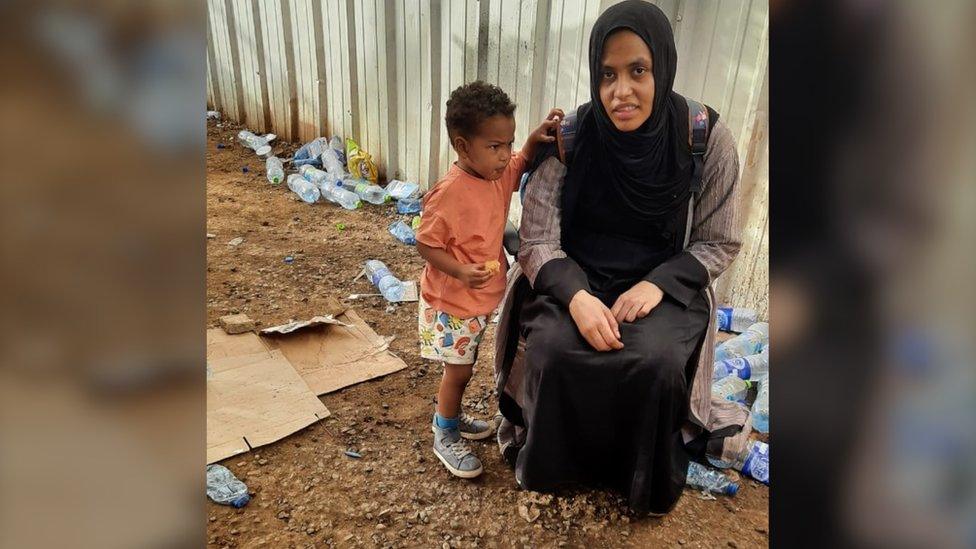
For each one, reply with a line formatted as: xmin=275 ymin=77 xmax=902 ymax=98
xmin=0 ymin=0 xmax=971 ymax=547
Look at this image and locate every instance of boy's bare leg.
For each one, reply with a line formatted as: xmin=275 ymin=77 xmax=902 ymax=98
xmin=436 ymin=363 xmax=472 ymax=419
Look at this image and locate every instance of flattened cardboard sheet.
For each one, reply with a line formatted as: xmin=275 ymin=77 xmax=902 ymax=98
xmin=261 ymin=309 xmax=408 ymax=395
xmin=206 ymin=331 xmax=329 ymax=464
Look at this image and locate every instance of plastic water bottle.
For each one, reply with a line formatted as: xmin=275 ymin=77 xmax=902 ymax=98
xmin=739 ymin=440 xmax=769 ymax=484
xmin=716 ymin=306 xmax=759 ymax=333
xmin=364 ymin=260 xmax=404 ymax=302
xmin=713 ymin=347 xmax=769 ymax=381
xmin=320 ymin=181 xmax=361 ymax=210
xmin=292 ymin=137 xmax=328 ymax=168
xmin=751 ymin=378 xmax=769 ymax=433
xmin=686 ymin=462 xmax=739 ymax=496
xmin=299 ymin=164 xmax=337 ymax=186
xmin=206 ymin=464 xmax=250 ymax=508
xmin=265 ymin=156 xmax=284 ymax=184
xmin=389 ymin=221 xmax=416 ymax=245
xmin=321 ymin=147 xmax=347 ymax=176
xmin=714 ymin=322 xmax=769 ymax=362
xmin=396 ymin=197 xmax=422 ymax=214
xmin=286 ymin=174 xmax=320 ymax=204
xmin=236 ymin=130 xmax=273 ymax=156
xmin=385 ymin=179 xmax=420 ymax=200
xmin=712 ymin=375 xmax=751 ymax=404
xmin=328 ymin=136 xmax=345 ymax=163
xmin=341 ymin=179 xmax=388 ymax=204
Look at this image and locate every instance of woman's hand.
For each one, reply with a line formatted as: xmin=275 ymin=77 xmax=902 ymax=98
xmin=568 ymin=290 xmax=624 ymax=352
xmin=610 ymin=281 xmax=664 ymax=323
xmin=521 ymin=108 xmax=565 ymax=161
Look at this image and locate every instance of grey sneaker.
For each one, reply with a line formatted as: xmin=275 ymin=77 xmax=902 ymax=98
xmin=458 ymin=412 xmax=494 ymax=440
xmin=432 ymin=425 xmax=483 ymax=479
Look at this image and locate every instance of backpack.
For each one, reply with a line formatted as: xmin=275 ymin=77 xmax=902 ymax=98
xmin=507 ymin=98 xmax=713 ymax=255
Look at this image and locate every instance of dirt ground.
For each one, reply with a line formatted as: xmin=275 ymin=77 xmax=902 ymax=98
xmin=206 ymin=120 xmax=769 ymax=548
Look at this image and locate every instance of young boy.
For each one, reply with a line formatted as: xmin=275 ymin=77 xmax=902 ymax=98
xmin=416 ymin=80 xmax=562 ymax=479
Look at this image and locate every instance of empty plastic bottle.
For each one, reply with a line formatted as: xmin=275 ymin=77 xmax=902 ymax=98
xmin=411 ymin=215 xmax=421 ymax=230
xmin=751 ymin=378 xmax=769 ymax=433
xmin=364 ymin=260 xmax=404 ymax=302
xmin=714 ymin=322 xmax=769 ymax=362
xmin=286 ymin=174 xmax=321 ymax=204
xmin=389 ymin=221 xmax=416 ymax=245
xmin=716 ymin=306 xmax=759 ymax=333
xmin=686 ymin=462 xmax=739 ymax=496
xmin=236 ymin=130 xmax=274 ymax=156
xmin=206 ymin=464 xmax=250 ymax=508
xmin=712 ymin=375 xmax=751 ymax=404
xmin=319 ymin=181 xmax=361 ymax=210
xmin=292 ymin=137 xmax=328 ymax=168
xmin=328 ymin=136 xmax=345 ymax=163
xmin=265 ymin=156 xmax=284 ymax=184
xmin=396 ymin=197 xmax=422 ymax=214
xmin=713 ymin=347 xmax=769 ymax=381
xmin=299 ymin=164 xmax=337 ymax=186
xmin=321 ymin=147 xmax=347 ymax=176
xmin=739 ymin=440 xmax=769 ymax=484
xmin=340 ymin=179 xmax=389 ymax=205
xmin=707 ymin=440 xmax=769 ymax=485
xmin=385 ymin=179 xmax=420 ymax=200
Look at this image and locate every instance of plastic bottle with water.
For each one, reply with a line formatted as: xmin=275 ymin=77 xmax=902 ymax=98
xmin=385 ymin=179 xmax=420 ymax=200
xmin=364 ymin=260 xmax=404 ymax=302
xmin=714 ymin=322 xmax=769 ymax=362
xmin=320 ymin=181 xmax=361 ymax=210
xmin=712 ymin=375 xmax=751 ymax=404
xmin=321 ymin=147 xmax=348 ymax=176
xmin=686 ymin=462 xmax=739 ymax=496
xmin=206 ymin=464 xmax=250 ymax=508
xmin=713 ymin=346 xmax=769 ymax=381
xmin=389 ymin=221 xmax=416 ymax=245
xmin=751 ymin=378 xmax=769 ymax=433
xmin=340 ymin=179 xmax=388 ymax=205
xmin=396 ymin=197 xmax=422 ymax=214
xmin=286 ymin=174 xmax=320 ymax=204
xmin=715 ymin=306 xmax=759 ymax=333
xmin=265 ymin=156 xmax=284 ymax=184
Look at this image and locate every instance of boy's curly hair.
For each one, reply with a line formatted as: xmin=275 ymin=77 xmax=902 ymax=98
xmin=445 ymin=81 xmax=516 ymax=144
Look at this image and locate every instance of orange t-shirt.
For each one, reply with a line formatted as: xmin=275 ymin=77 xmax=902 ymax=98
xmin=416 ymin=153 xmax=527 ymax=318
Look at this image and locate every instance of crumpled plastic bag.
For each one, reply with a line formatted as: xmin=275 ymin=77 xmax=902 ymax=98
xmin=345 ymin=137 xmax=378 ymax=182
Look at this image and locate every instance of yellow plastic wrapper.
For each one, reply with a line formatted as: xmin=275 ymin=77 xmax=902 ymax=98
xmin=485 ymin=260 xmax=501 ymax=276
xmin=345 ymin=137 xmax=378 ymax=182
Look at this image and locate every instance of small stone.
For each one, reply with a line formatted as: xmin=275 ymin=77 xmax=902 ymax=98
xmin=228 ymin=237 xmax=244 ymax=246
xmin=209 ymin=515 xmax=216 ymax=522
xmin=207 ymin=233 xmax=216 ymax=239
xmin=258 ymin=458 xmax=268 ymax=466
xmin=755 ymin=527 xmax=768 ymax=534
xmin=220 ymin=313 xmax=254 ymax=334
xmin=727 ymin=541 xmax=738 ymax=548
xmin=376 ymin=524 xmax=387 ymax=530
xmin=678 ymin=540 xmax=686 ymax=546
xmin=518 ymin=504 xmax=540 ymax=523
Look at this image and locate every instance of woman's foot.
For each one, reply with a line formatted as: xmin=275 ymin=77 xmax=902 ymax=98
xmin=432 ymin=425 xmax=483 ymax=478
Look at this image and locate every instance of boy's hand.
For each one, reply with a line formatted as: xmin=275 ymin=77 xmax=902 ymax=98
xmin=454 ymin=263 xmax=493 ymax=289
xmin=521 ymin=108 xmax=564 ymax=161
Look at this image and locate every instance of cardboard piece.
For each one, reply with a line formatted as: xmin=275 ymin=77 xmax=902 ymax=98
xmin=206 ymin=330 xmax=329 ymax=464
xmin=261 ymin=309 xmax=408 ymax=395
xmin=400 ymin=280 xmax=419 ymax=302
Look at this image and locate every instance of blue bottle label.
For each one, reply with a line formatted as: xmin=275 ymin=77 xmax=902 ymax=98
xmin=716 ymin=308 xmax=732 ymax=331
xmin=742 ymin=442 xmax=769 ymax=484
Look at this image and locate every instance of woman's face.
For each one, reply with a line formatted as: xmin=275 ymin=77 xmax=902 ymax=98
xmin=599 ymin=30 xmax=654 ymax=132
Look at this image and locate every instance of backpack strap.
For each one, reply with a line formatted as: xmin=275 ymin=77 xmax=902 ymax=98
xmin=684 ymin=98 xmax=711 ymax=248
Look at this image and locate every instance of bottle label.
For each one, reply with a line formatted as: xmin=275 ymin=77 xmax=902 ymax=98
xmin=716 ymin=308 xmax=732 ymax=331
xmin=370 ymin=268 xmax=391 ymax=285
xmin=721 ymin=358 xmax=751 ymax=379
xmin=742 ymin=442 xmax=769 ymax=484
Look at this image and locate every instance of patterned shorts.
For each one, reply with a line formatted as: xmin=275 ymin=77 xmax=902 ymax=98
xmin=418 ymin=295 xmax=489 ymax=365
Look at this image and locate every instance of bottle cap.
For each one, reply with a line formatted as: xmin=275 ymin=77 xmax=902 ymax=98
xmin=726 ymin=483 xmax=739 ymax=496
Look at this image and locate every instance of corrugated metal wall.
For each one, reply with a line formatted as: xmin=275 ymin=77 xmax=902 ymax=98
xmin=207 ymin=0 xmax=769 ymax=317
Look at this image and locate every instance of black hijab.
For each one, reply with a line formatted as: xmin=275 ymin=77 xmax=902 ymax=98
xmin=565 ymin=0 xmax=693 ymax=225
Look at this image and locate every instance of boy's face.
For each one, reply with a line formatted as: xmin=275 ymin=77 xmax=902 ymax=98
xmin=454 ymin=114 xmax=516 ymax=180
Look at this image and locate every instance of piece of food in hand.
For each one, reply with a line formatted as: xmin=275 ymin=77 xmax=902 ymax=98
xmin=485 ymin=260 xmax=500 ymax=276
